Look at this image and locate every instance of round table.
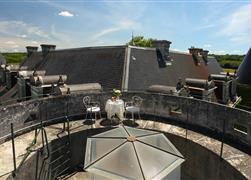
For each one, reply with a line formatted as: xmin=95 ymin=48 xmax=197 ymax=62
xmin=105 ymin=99 xmax=125 ymax=120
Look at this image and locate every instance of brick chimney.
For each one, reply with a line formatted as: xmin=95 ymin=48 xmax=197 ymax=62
xmin=40 ymin=44 xmax=56 ymax=57
xmin=152 ymin=40 xmax=172 ymax=67
xmin=26 ymin=46 xmax=38 ymax=57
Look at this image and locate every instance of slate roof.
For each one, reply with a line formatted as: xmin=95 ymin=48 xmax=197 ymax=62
xmin=206 ymin=56 xmax=223 ymax=74
xmin=127 ymin=47 xmax=216 ymax=91
xmin=35 ymin=46 xmax=126 ymax=90
xmin=19 ymin=52 xmax=43 ymax=71
xmin=0 ymin=84 xmax=18 ymax=102
xmin=0 ymin=53 xmax=6 ymax=65
xmin=237 ymin=48 xmax=251 ymax=85
xmin=19 ymin=44 xmax=222 ymax=91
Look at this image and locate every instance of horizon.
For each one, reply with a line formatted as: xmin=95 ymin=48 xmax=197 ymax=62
xmin=1 ymin=0 xmax=251 ymax=55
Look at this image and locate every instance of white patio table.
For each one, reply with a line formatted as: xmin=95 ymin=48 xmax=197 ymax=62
xmin=105 ymin=99 xmax=125 ymax=121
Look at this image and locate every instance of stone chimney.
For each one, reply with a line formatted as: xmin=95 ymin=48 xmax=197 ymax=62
xmin=188 ymin=47 xmax=203 ymax=56
xmin=40 ymin=44 xmax=56 ymax=57
xmin=152 ymin=40 xmax=172 ymax=67
xmin=152 ymin=40 xmax=172 ymax=53
xmin=152 ymin=40 xmax=172 ymax=48
xmin=189 ymin=47 xmax=203 ymax=65
xmin=200 ymin=50 xmax=209 ymax=63
xmin=26 ymin=46 xmax=38 ymax=57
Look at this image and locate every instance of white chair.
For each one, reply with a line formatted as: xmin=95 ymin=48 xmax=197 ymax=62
xmin=125 ymin=96 xmax=143 ymax=124
xmin=83 ymin=96 xmax=101 ymax=122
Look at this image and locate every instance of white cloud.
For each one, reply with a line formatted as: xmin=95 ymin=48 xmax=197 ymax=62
xmin=171 ymin=48 xmax=181 ymax=52
xmin=58 ymin=11 xmax=74 ymax=17
xmin=233 ymin=50 xmax=242 ymax=54
xmin=203 ymin=44 xmax=212 ymax=48
xmin=211 ymin=50 xmax=226 ymax=55
xmin=0 ymin=20 xmax=52 ymax=52
xmin=93 ymin=19 xmax=139 ymax=39
xmin=0 ymin=37 xmax=39 ymax=52
xmin=31 ymin=41 xmax=39 ymax=44
xmin=194 ymin=24 xmax=215 ymax=31
xmin=5 ymin=41 xmax=16 ymax=45
xmin=17 ymin=34 xmax=27 ymax=38
xmin=219 ymin=4 xmax=251 ymax=44
xmin=0 ymin=20 xmax=48 ymax=38
xmin=93 ymin=27 xmax=120 ymax=39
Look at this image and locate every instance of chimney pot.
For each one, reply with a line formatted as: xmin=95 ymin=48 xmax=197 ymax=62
xmin=188 ymin=47 xmax=203 ymax=56
xmin=26 ymin=46 xmax=38 ymax=57
xmin=40 ymin=44 xmax=56 ymax=57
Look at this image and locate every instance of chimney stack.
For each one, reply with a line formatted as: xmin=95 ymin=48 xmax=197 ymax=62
xmin=152 ymin=40 xmax=172 ymax=52
xmin=200 ymin=50 xmax=209 ymax=63
xmin=189 ymin=47 xmax=203 ymax=65
xmin=26 ymin=46 xmax=38 ymax=57
xmin=188 ymin=47 xmax=203 ymax=56
xmin=152 ymin=40 xmax=172 ymax=67
xmin=40 ymin=44 xmax=56 ymax=57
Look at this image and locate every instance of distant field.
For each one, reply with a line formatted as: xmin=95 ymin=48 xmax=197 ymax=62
xmin=2 ymin=52 xmax=26 ymax=64
xmin=212 ymin=54 xmax=243 ymax=70
xmin=223 ymin=68 xmax=236 ymax=73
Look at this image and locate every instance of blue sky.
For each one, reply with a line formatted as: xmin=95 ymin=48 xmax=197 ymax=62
xmin=0 ymin=0 xmax=251 ymax=54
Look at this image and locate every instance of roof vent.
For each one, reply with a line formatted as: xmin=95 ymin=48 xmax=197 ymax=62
xmin=40 ymin=44 xmax=56 ymax=57
xmin=26 ymin=46 xmax=38 ymax=57
xmin=152 ymin=40 xmax=172 ymax=67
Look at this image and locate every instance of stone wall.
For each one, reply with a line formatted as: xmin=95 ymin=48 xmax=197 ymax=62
xmin=0 ymin=91 xmax=250 ymax=151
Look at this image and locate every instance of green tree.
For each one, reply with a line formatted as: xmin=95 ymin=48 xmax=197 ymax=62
xmin=2 ymin=52 xmax=27 ymax=64
xmin=127 ymin=36 xmax=154 ymax=47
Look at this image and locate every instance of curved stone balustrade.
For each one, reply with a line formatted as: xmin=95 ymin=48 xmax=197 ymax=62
xmin=0 ymin=91 xmax=250 ymax=153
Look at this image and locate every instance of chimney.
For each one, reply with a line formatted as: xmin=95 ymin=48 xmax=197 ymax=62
xmin=200 ymin=50 xmax=209 ymax=63
xmin=152 ymin=40 xmax=172 ymax=67
xmin=152 ymin=40 xmax=172 ymax=53
xmin=188 ymin=47 xmax=203 ymax=56
xmin=40 ymin=44 xmax=56 ymax=57
xmin=189 ymin=47 xmax=203 ymax=65
xmin=26 ymin=46 xmax=38 ymax=57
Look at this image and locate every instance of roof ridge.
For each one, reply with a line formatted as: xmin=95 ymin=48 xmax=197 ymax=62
xmin=36 ymin=45 xmax=127 ymax=53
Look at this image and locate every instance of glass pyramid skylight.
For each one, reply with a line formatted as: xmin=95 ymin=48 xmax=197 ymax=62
xmin=84 ymin=126 xmax=184 ymax=180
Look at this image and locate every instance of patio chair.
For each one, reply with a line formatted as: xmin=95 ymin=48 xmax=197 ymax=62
xmin=83 ymin=96 xmax=101 ymax=123
xmin=125 ymin=96 xmax=143 ymax=124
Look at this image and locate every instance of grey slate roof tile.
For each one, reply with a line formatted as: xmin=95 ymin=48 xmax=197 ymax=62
xmin=19 ymin=52 xmax=43 ymax=71
xmin=128 ymin=47 xmax=221 ymax=91
xmin=36 ymin=46 xmax=126 ymax=90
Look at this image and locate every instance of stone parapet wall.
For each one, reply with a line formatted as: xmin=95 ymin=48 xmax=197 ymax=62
xmin=0 ymin=91 xmax=250 ymax=151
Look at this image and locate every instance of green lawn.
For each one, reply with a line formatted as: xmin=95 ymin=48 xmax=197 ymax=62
xmin=223 ymin=68 xmax=236 ymax=73
xmin=2 ymin=52 xmax=26 ymax=64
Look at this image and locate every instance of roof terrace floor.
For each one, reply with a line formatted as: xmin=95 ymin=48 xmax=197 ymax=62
xmin=0 ymin=118 xmax=250 ymax=180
